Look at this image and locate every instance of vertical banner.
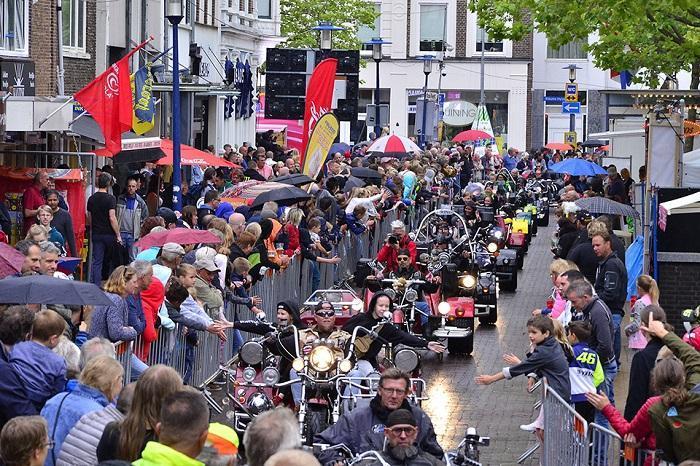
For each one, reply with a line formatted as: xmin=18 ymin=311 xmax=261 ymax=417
xmin=303 ymin=112 xmax=340 ymax=179
xmin=300 ymin=58 xmax=338 ymax=167
xmin=131 ymin=61 xmax=155 ymax=135
xmin=472 ymin=103 xmax=498 ymax=155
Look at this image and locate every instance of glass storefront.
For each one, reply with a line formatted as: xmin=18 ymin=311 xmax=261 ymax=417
xmin=407 ymin=89 xmax=509 ymax=147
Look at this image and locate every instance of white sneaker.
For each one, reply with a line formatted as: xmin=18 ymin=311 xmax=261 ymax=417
xmin=520 ymin=421 xmax=538 ymax=432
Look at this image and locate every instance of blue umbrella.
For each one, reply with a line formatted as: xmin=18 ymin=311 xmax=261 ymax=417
xmin=550 ymin=158 xmax=607 ymax=176
xmin=0 ymin=275 xmax=111 ymax=305
xmin=327 ymin=143 xmax=351 ymax=160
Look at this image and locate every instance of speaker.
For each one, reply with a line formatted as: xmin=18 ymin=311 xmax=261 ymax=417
xmin=265 ymin=96 xmax=305 ymax=120
xmin=334 ymin=99 xmax=357 ymax=121
xmin=266 ymin=74 xmax=306 ymax=97
xmin=315 ymin=50 xmax=360 ymax=74
xmin=344 ymin=75 xmax=359 ymax=100
xmin=266 ymin=48 xmax=309 ymax=72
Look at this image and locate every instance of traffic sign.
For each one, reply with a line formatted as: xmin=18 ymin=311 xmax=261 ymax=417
xmin=564 ymin=131 xmax=577 ymax=145
xmin=561 ymin=102 xmax=581 ymax=114
xmin=565 ymin=83 xmax=578 ymax=102
xmin=543 ymin=96 xmax=564 ymax=104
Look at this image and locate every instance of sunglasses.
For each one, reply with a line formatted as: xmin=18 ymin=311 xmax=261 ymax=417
xmin=397 ymin=257 xmax=410 ymax=262
xmin=315 ymin=310 xmax=335 ymax=318
xmin=386 ymin=426 xmax=416 ymax=435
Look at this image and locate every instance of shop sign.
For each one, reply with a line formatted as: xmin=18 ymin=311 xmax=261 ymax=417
xmin=442 ymin=100 xmax=477 ymax=126
xmin=0 ymin=60 xmax=35 ymax=96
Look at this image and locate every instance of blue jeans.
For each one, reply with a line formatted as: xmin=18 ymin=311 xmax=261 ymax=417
xmin=414 ymin=301 xmax=430 ymax=325
xmin=310 ymin=261 xmax=321 ymax=292
xmin=130 ymin=353 xmax=149 ymax=381
xmin=231 ymin=329 xmax=244 ymax=355
xmin=91 ymin=233 xmax=116 ymax=286
xmin=592 ymin=359 xmax=618 ymax=465
xmin=612 ymin=313 xmax=622 ymax=365
xmin=120 ymin=232 xmax=136 ymax=263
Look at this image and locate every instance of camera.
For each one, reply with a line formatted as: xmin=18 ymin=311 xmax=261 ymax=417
xmin=387 ymin=234 xmax=399 ymax=245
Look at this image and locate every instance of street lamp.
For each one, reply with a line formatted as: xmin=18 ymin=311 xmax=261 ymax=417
xmin=420 ymin=55 xmax=434 ymax=149
xmin=166 ymin=0 xmax=183 ymax=211
xmin=312 ymin=21 xmax=343 ymax=51
xmin=563 ymin=64 xmax=583 ymax=135
xmin=366 ymin=38 xmax=391 ymax=138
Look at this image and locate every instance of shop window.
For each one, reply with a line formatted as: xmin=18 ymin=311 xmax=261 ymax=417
xmin=1 ymin=0 xmax=28 ymax=55
xmin=419 ymin=4 xmax=446 ymax=52
xmin=547 ymin=39 xmax=587 ymax=59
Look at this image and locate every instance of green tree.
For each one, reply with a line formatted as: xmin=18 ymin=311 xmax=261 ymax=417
xmin=469 ymin=0 xmax=700 ymax=90
xmin=280 ymin=0 xmax=379 ymax=50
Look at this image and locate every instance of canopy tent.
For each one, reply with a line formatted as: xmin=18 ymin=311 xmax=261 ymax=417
xmin=156 ymin=139 xmax=235 ymax=167
xmin=658 ymin=191 xmax=700 ymax=231
xmin=683 ymin=148 xmax=700 ymax=187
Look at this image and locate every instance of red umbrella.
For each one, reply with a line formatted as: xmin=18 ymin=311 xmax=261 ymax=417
xmin=135 ymin=228 xmax=222 ymax=249
xmin=452 ymin=130 xmax=493 ymax=143
xmin=366 ymin=135 xmax=422 ymax=157
xmin=156 ymin=139 xmax=236 ymax=167
xmin=0 ymin=243 xmax=25 ymax=279
xmin=545 ymin=143 xmax=573 ymax=151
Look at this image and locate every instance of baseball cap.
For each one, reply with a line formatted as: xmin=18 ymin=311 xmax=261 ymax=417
xmin=194 ymin=258 xmax=220 ymax=272
xmin=386 ymin=409 xmax=417 ymax=428
xmin=607 ymin=166 xmax=618 ymax=176
xmin=162 ymin=242 xmax=185 ymax=256
xmin=206 ymin=422 xmax=239 ymax=455
xmin=575 ymin=210 xmax=592 ymax=223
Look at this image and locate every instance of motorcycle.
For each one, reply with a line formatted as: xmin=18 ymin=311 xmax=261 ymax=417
xmin=445 ymin=427 xmax=491 ymax=466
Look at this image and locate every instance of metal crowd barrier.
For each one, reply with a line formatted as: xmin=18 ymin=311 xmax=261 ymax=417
xmin=114 ymin=340 xmax=133 ymax=384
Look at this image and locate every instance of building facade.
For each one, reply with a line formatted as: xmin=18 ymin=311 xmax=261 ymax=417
xmin=357 ymin=0 xmax=533 ymax=150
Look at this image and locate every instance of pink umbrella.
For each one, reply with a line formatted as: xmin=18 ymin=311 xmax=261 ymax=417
xmin=545 ymin=143 xmax=573 ymax=151
xmin=0 ymin=243 xmax=25 ymax=279
xmin=135 ymin=228 xmax=222 ymax=249
xmin=366 ymin=135 xmax=422 ymax=157
xmin=452 ymin=130 xmax=493 ymax=143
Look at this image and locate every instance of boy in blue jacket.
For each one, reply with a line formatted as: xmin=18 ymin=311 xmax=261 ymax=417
xmin=566 ymin=320 xmax=604 ymax=423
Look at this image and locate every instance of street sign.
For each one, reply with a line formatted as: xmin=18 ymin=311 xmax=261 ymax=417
xmin=543 ymin=96 xmax=564 ymax=104
xmin=564 ymin=131 xmax=577 ymax=145
xmin=565 ymin=83 xmax=578 ymax=102
xmin=561 ymin=102 xmax=581 ymax=114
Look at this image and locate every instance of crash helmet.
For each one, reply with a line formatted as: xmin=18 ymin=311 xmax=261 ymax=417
xmin=681 ymin=306 xmax=700 ymax=333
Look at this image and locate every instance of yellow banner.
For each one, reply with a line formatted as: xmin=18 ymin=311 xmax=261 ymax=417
xmin=302 ymin=112 xmax=339 ymax=179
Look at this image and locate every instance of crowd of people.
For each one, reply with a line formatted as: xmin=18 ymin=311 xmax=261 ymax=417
xmin=1 ymin=137 xmax=699 ymax=465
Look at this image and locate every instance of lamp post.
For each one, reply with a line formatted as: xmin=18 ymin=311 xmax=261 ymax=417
xmin=564 ymin=64 xmax=582 ymax=135
xmin=312 ymin=21 xmax=343 ymax=51
xmin=167 ymin=0 xmax=183 ymax=211
xmin=420 ymin=55 xmax=433 ymax=149
xmin=366 ymin=38 xmax=390 ymax=138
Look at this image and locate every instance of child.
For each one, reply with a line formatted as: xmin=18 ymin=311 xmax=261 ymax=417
xmin=345 ymin=205 xmax=368 ymax=235
xmin=475 ymin=315 xmax=571 ymax=401
xmin=566 ymin=321 xmax=604 ymax=423
xmin=10 ymin=310 xmax=68 ymax=409
xmin=307 ymin=218 xmax=330 ymax=256
xmin=681 ymin=306 xmax=700 ymax=351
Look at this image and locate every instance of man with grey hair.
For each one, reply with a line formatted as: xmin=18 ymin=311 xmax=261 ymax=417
xmin=376 ymin=219 xmax=417 ymax=273
xmin=153 ymin=242 xmax=185 ymax=285
xmin=39 ymin=241 xmax=61 ymax=276
xmin=243 ymin=408 xmax=300 ymax=466
xmin=127 ymin=260 xmax=154 ymax=379
xmin=228 ymin=212 xmax=246 ymax=240
xmin=78 ymin=337 xmax=116 ymax=370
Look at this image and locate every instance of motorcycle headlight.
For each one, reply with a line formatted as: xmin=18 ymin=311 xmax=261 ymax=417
xmin=338 ymin=359 xmax=354 ymax=373
xmin=487 ymin=242 xmax=498 ymax=254
xmin=262 ymin=367 xmax=280 ymax=386
xmin=438 ymin=301 xmax=451 ymax=316
xmin=239 ymin=341 xmax=264 ymax=366
xmin=383 ymin=288 xmax=396 ymax=301
xmin=394 ymin=348 xmax=419 ymax=373
xmin=405 ymin=289 xmax=418 ymax=302
xmin=292 ymin=357 xmax=305 ymax=373
xmin=459 ymin=275 xmax=477 ymax=289
xmin=309 ymin=346 xmax=335 ymax=372
xmin=242 ymin=366 xmax=257 ymax=383
xmin=247 ymin=392 xmax=273 ymax=415
xmin=503 ymin=258 xmax=510 ymax=265
xmin=493 ymin=230 xmax=503 ymax=239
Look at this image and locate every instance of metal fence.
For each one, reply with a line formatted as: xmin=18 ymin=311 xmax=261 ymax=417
xmin=111 ymin=207 xmax=404 ymax=396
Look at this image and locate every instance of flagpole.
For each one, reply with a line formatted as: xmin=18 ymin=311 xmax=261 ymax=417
xmin=166 ymin=1 xmax=184 ymax=211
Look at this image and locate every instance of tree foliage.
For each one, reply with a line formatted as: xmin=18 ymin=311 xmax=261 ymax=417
xmin=469 ymin=0 xmax=700 ymax=88
xmin=279 ymin=0 xmax=378 ymax=50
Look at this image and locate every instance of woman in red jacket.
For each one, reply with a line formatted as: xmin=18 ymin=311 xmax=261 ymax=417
xmin=283 ymin=208 xmax=303 ymax=256
xmin=133 ymin=277 xmax=165 ymax=362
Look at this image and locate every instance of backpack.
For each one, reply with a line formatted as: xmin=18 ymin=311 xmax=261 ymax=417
xmin=185 ymin=181 xmax=206 ymax=206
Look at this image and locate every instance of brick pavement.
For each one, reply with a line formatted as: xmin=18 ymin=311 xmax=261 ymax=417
xmin=420 ymin=223 xmax=632 ymax=465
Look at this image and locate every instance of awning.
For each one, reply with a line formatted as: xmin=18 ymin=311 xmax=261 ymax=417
xmin=588 ymin=129 xmax=645 ymax=139
xmin=92 ymin=134 xmax=165 ymax=165
xmin=659 ymin=191 xmax=700 ymax=231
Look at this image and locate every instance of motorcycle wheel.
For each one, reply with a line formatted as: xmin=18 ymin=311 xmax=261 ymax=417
xmin=304 ymin=405 xmax=329 ymax=445
xmin=447 ymin=336 xmax=473 ymax=356
xmin=479 ymin=304 xmax=498 ymax=325
xmin=537 ymin=208 xmax=550 ymax=227
xmin=516 ymin=251 xmax=525 ymax=269
xmin=501 ymin=272 xmax=517 ymax=292
xmin=531 ymin=221 xmax=538 ymax=237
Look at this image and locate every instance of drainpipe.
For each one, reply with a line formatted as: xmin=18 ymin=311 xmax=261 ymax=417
xmin=56 ymin=0 xmax=65 ymax=95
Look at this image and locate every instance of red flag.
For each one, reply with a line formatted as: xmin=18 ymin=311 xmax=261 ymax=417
xmin=300 ymin=58 xmax=337 ymax=166
xmin=74 ymin=40 xmax=150 ymax=154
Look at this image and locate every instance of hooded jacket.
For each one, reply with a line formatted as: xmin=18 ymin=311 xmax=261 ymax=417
xmin=315 ymin=395 xmax=443 ymax=463
xmin=342 ymin=292 xmax=428 ymax=367
xmin=132 ymin=441 xmax=204 ymax=466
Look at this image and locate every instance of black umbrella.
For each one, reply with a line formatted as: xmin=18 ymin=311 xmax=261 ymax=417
xmin=574 ymin=197 xmax=640 ymax=219
xmin=273 ymin=173 xmax=314 ymax=187
xmin=250 ymin=186 xmax=312 ymax=210
xmin=343 ymin=176 xmax=366 ymax=193
xmin=580 ymin=139 xmax=607 ymax=148
xmin=351 ymin=167 xmax=382 ymax=180
xmin=0 ymin=275 xmax=112 ymax=306
xmin=243 ymin=168 xmax=267 ymax=182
